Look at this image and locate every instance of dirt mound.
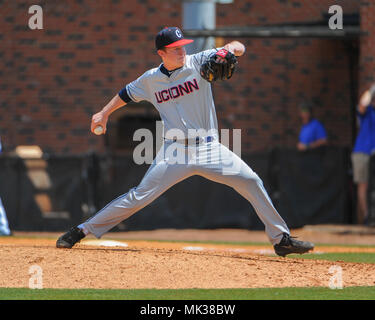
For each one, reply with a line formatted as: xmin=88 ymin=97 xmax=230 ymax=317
xmin=0 ymin=237 xmax=374 ymax=289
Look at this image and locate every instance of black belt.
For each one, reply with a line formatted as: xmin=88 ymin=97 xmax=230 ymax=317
xmin=164 ymin=136 xmax=214 ymax=146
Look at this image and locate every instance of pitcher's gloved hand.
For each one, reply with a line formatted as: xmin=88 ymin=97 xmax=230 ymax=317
xmin=200 ymin=49 xmax=238 ymax=83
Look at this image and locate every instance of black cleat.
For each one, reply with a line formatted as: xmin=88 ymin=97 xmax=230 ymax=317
xmin=274 ymin=233 xmax=314 ymax=257
xmin=56 ymin=227 xmax=86 ymax=249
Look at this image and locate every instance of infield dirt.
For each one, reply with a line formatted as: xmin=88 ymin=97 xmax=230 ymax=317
xmin=0 ymin=226 xmax=375 ymax=290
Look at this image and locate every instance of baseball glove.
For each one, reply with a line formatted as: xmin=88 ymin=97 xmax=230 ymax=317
xmin=200 ymin=49 xmax=238 ymax=83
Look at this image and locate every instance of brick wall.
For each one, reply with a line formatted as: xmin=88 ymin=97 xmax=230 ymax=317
xmin=217 ymin=0 xmax=358 ymax=25
xmin=215 ymin=0 xmax=359 ymax=151
xmin=359 ymin=1 xmax=375 ymax=95
xmin=0 ymin=0 xmax=364 ymax=155
xmin=1 ymin=0 xmax=182 ymax=155
xmin=213 ymin=37 xmax=354 ymax=151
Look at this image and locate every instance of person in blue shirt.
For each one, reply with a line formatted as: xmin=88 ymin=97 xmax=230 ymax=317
xmin=297 ymin=102 xmax=328 ymax=151
xmin=0 ymin=137 xmax=11 ymax=236
xmin=351 ymin=84 xmax=375 ymax=225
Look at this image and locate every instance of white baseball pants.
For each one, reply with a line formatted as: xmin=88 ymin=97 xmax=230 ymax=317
xmin=82 ymin=139 xmax=289 ymax=245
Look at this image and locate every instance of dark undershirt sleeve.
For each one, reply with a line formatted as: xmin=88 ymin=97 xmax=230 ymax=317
xmin=118 ymin=86 xmax=132 ymax=103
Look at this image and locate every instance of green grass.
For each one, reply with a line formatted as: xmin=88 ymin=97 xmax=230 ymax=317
xmin=286 ymin=252 xmax=375 ymax=264
xmin=0 ymin=287 xmax=374 ymax=300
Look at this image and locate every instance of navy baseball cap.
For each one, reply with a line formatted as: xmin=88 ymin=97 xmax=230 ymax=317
xmin=155 ymin=27 xmax=194 ymax=50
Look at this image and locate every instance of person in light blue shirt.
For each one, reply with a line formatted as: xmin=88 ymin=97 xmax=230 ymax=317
xmin=0 ymin=137 xmax=11 ymax=236
xmin=351 ymin=84 xmax=375 ymax=225
xmin=297 ymin=102 xmax=328 ymax=151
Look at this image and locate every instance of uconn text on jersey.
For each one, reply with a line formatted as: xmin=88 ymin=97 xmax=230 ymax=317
xmin=154 ymin=78 xmax=199 ymax=103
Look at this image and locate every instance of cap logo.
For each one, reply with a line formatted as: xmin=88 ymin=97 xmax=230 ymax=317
xmin=175 ymin=29 xmax=182 ymax=38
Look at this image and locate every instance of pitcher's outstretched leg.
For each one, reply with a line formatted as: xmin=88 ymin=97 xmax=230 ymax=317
xmin=56 ymin=152 xmax=192 ymax=248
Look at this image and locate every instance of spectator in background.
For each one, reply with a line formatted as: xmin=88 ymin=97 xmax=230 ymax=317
xmin=0 ymin=137 xmax=11 ymax=236
xmin=297 ymin=102 xmax=328 ymax=151
xmin=351 ymin=84 xmax=375 ymax=225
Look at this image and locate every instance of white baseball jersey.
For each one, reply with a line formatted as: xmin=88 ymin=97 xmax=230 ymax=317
xmin=125 ymin=49 xmax=219 ymax=137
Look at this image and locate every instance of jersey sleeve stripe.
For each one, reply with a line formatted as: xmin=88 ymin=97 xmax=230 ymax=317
xmin=118 ymin=86 xmax=132 ymax=103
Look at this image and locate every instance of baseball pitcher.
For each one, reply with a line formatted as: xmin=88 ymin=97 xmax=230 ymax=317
xmin=56 ymin=27 xmax=314 ymax=257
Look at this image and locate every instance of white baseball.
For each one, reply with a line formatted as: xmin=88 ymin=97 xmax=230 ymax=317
xmin=94 ymin=126 xmax=103 ymax=135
